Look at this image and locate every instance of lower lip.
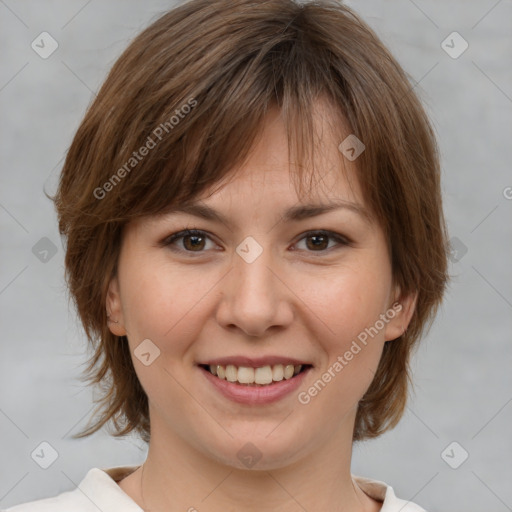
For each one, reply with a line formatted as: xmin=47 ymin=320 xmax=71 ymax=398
xmin=199 ymin=366 xmax=311 ymax=405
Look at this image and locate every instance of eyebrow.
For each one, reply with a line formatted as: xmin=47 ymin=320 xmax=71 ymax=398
xmin=163 ymin=199 xmax=371 ymax=227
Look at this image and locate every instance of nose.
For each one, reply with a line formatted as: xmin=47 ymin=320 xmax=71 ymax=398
xmin=215 ymin=241 xmax=294 ymax=338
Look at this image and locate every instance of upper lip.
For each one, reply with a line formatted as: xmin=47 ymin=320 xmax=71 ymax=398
xmin=198 ymin=356 xmax=313 ymax=368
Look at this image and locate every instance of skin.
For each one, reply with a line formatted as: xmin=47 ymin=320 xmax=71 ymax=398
xmin=107 ymin=99 xmax=416 ymax=512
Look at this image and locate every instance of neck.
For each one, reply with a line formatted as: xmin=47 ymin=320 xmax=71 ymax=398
xmin=128 ymin=410 xmax=379 ymax=512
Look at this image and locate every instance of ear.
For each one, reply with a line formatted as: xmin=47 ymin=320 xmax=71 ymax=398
xmin=383 ymin=286 xmax=418 ymax=342
xmin=106 ymin=275 xmax=127 ymax=336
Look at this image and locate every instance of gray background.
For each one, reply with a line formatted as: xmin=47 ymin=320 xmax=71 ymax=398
xmin=1 ymin=1 xmax=511 ymax=511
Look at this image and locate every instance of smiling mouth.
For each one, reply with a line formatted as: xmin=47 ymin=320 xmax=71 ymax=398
xmin=199 ymin=363 xmax=312 ymax=386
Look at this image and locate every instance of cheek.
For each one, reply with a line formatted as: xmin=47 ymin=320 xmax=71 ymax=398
xmin=119 ymin=255 xmax=217 ymax=356
xmin=120 ymin=270 xmax=168 ymax=339
xmin=302 ymin=261 xmax=392 ymax=344
xmin=298 ymin=258 xmax=392 ymax=397
xmin=117 ymin=258 xmax=205 ymax=404
xmin=297 ymin=273 xmax=389 ymax=421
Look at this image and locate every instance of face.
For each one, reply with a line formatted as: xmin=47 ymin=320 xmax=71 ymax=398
xmin=107 ymin=100 xmax=415 ymax=470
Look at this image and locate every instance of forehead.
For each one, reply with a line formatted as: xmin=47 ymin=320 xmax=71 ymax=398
xmin=127 ymin=96 xmax=374 ymax=237
xmin=153 ymin=113 xmax=371 ymax=229
xmin=197 ymin=99 xmax=364 ymax=207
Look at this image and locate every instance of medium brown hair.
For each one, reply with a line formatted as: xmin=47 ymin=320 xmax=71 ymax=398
xmin=52 ymin=0 xmax=449 ymax=443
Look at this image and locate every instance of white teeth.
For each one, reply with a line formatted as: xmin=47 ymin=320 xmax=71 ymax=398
xmin=225 ymin=364 xmax=237 ymax=382
xmin=206 ymin=363 xmax=305 ymax=385
xmin=284 ymin=364 xmax=294 ymax=379
xmin=272 ymin=364 xmax=284 ymax=381
xmin=237 ymin=366 xmax=254 ymax=384
xmin=254 ymin=366 xmax=273 ymax=385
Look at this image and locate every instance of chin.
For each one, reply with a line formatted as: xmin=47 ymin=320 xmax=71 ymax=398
xmin=204 ymin=430 xmax=310 ymax=472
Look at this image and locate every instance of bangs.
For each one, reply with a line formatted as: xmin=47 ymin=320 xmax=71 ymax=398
xmin=62 ymin=0 xmax=421 ymax=236
xmin=89 ymin=8 xmax=347 ymax=222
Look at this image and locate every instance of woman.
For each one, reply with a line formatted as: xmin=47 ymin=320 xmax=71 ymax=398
xmin=7 ymin=0 xmax=449 ymax=510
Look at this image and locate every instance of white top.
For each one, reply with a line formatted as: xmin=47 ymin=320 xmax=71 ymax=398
xmin=3 ymin=465 xmax=427 ymax=512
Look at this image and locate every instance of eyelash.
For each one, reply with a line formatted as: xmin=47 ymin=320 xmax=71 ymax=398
xmin=160 ymin=228 xmax=352 ymax=256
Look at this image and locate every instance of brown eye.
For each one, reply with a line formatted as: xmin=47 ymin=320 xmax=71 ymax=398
xmin=162 ymin=229 xmax=215 ymax=253
xmin=182 ymin=233 xmax=206 ymax=251
xmin=305 ymin=233 xmax=329 ymax=251
xmin=295 ymin=231 xmax=351 ymax=253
